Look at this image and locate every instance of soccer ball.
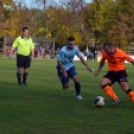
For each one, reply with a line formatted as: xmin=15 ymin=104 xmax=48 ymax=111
xmin=94 ymin=96 xmax=105 ymax=108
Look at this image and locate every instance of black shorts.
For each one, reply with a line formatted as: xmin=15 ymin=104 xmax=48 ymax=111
xmin=17 ymin=54 xmax=31 ymax=69
xmin=103 ymin=70 xmax=128 ymax=84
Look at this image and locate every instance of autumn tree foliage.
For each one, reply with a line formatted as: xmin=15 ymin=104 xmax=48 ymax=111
xmin=85 ymin=0 xmax=134 ymax=50
xmin=1 ymin=0 xmax=134 ymax=50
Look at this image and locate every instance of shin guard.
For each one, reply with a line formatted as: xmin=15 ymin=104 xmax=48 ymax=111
xmin=102 ymin=85 xmax=118 ymax=100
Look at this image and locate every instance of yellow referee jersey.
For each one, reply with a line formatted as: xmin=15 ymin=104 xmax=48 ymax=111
xmin=12 ymin=36 xmax=35 ymax=56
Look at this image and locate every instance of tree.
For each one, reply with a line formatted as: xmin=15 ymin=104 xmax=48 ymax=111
xmin=46 ymin=0 xmax=87 ymax=45
xmin=0 ymin=0 xmax=15 ymax=37
xmin=108 ymin=0 xmax=134 ymax=50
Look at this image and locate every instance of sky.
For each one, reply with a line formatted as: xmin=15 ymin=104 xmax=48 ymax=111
xmin=14 ymin=0 xmax=92 ymax=9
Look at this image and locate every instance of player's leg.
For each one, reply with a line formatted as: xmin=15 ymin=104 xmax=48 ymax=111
xmin=23 ymin=56 xmax=31 ymax=85
xmin=37 ymin=52 xmax=39 ymax=58
xmin=57 ymin=66 xmax=69 ymax=89
xmin=118 ymin=70 xmax=134 ymax=102
xmin=17 ymin=68 xmax=22 ymax=85
xmin=23 ymin=68 xmax=28 ymax=85
xmin=72 ymin=75 xmax=82 ymax=100
xmin=38 ymin=52 xmax=40 ymax=58
xmin=41 ymin=52 xmax=44 ymax=58
xmin=17 ymin=54 xmax=24 ymax=85
xmin=120 ymin=82 xmax=134 ymax=102
xmin=62 ymin=83 xmax=69 ymax=89
xmin=68 ymin=66 xmax=82 ymax=100
xmin=100 ymin=72 xmax=120 ymax=103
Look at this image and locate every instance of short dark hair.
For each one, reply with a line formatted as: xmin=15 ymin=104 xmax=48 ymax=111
xmin=68 ymin=37 xmax=75 ymax=42
xmin=103 ymin=42 xmax=114 ymax=48
xmin=22 ymin=26 xmax=29 ymax=32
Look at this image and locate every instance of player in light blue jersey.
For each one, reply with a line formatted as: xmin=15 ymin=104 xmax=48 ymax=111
xmin=56 ymin=37 xmax=93 ymax=100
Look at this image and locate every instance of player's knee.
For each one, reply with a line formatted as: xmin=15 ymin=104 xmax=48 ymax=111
xmin=100 ymin=81 xmax=106 ymax=87
xmin=100 ymin=79 xmax=111 ymax=87
xmin=18 ymin=68 xmax=22 ymax=72
xmin=24 ymin=68 xmax=28 ymax=72
xmin=101 ymin=84 xmax=111 ymax=89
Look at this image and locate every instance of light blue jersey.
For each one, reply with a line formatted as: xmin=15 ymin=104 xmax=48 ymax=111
xmin=58 ymin=45 xmax=82 ymax=71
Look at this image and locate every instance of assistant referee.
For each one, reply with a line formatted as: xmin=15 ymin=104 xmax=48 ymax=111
xmin=9 ymin=26 xmax=35 ymax=85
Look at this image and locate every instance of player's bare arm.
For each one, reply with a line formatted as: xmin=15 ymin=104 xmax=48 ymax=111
xmin=94 ymin=59 xmax=105 ymax=77
xmin=80 ymin=56 xmax=92 ymax=71
xmin=9 ymin=47 xmax=15 ymax=58
xmin=31 ymin=49 xmax=34 ymax=61
xmin=131 ymin=59 xmax=134 ymax=65
xmin=57 ymin=60 xmax=68 ymax=78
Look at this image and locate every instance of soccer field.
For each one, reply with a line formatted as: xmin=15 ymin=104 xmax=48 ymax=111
xmin=0 ymin=58 xmax=134 ymax=134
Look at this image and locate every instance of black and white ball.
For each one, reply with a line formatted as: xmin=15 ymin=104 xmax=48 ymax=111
xmin=94 ymin=96 xmax=105 ymax=108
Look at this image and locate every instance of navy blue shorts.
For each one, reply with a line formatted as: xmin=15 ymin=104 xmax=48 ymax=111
xmin=57 ymin=66 xmax=77 ymax=84
xmin=104 ymin=70 xmax=128 ymax=84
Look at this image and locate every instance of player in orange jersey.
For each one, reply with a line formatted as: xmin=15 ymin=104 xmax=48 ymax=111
xmin=94 ymin=42 xmax=134 ymax=105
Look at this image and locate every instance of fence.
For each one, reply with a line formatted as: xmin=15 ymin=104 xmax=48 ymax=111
xmin=3 ymin=36 xmax=55 ymax=58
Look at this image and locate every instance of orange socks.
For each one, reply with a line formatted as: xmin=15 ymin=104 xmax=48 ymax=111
xmin=127 ymin=90 xmax=134 ymax=102
xmin=103 ymin=85 xmax=118 ymax=100
xmin=103 ymin=86 xmax=134 ymax=102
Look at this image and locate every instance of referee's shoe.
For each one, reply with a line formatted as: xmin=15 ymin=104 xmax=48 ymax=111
xmin=18 ymin=82 xmax=27 ymax=86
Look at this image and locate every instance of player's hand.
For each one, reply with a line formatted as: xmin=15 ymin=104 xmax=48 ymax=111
xmin=94 ymin=71 xmax=99 ymax=77
xmin=31 ymin=57 xmax=34 ymax=61
xmin=63 ymin=71 xmax=68 ymax=78
xmin=86 ymin=66 xmax=93 ymax=72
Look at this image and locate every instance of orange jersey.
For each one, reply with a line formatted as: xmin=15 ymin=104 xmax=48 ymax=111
xmin=101 ymin=48 xmax=133 ymax=71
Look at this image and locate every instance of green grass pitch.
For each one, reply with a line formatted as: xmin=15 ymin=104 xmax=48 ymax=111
xmin=0 ymin=58 xmax=134 ymax=134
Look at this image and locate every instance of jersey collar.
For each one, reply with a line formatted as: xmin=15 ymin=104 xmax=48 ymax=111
xmin=21 ymin=36 xmax=30 ymax=39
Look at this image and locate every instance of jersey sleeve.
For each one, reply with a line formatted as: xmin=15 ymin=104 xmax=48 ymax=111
xmin=119 ymin=49 xmax=133 ymax=63
xmin=125 ymin=53 xmax=133 ymax=63
xmin=57 ymin=49 xmax=65 ymax=62
xmin=101 ymin=50 xmax=107 ymax=61
xmin=12 ymin=37 xmax=19 ymax=48
xmin=75 ymin=46 xmax=82 ymax=58
xmin=30 ymin=38 xmax=35 ymax=50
